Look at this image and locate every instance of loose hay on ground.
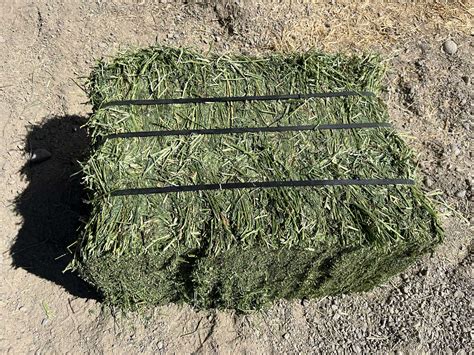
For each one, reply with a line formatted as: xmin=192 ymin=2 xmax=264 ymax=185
xmin=70 ymin=47 xmax=443 ymax=312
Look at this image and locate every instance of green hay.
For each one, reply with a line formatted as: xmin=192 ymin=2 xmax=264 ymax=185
xmin=71 ymin=46 xmax=443 ymax=311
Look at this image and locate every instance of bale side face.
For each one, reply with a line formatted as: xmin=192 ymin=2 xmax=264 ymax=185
xmin=72 ymin=47 xmax=443 ymax=311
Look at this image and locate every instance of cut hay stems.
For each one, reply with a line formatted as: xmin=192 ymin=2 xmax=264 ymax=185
xmin=71 ymin=46 xmax=443 ymax=311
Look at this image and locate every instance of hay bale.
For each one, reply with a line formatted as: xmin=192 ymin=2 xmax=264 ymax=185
xmin=71 ymin=47 xmax=442 ymax=311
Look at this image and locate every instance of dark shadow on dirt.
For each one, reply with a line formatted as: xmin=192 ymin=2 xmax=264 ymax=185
xmin=10 ymin=115 xmax=99 ymax=300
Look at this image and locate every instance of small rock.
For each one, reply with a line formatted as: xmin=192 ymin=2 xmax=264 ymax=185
xmin=30 ymin=149 xmax=51 ymax=164
xmin=455 ymin=190 xmax=466 ymax=198
xmin=283 ymin=333 xmax=290 ymax=340
xmin=450 ymin=143 xmax=461 ymax=156
xmin=301 ymin=298 xmax=310 ymax=307
xmin=443 ymin=39 xmax=458 ymax=55
xmin=157 ymin=341 xmax=163 ymax=350
xmin=401 ymin=285 xmax=411 ymax=294
xmin=454 ymin=290 xmax=464 ymax=298
xmin=18 ymin=306 xmax=27 ymax=312
xmin=423 ymin=176 xmax=434 ymax=188
xmin=98 ymin=42 xmax=107 ymax=48
xmin=41 ymin=318 xmax=49 ymax=326
xmin=462 ymin=76 xmax=470 ymax=85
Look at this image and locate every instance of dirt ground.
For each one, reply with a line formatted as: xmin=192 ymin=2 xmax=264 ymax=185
xmin=0 ymin=1 xmax=472 ymax=353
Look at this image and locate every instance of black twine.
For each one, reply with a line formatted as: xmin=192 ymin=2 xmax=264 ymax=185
xmin=110 ymin=178 xmax=415 ymax=197
xmin=104 ymin=122 xmax=391 ymax=140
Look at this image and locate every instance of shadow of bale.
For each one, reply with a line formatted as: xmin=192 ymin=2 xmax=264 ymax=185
xmin=11 ymin=115 xmax=99 ymax=300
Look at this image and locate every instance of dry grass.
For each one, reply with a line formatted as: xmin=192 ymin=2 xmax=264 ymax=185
xmin=229 ymin=0 xmax=473 ymax=52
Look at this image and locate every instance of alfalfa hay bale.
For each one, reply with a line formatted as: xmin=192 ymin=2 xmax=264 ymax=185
xmin=70 ymin=47 xmax=443 ymax=311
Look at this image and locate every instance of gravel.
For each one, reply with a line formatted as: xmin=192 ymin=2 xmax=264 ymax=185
xmin=451 ymin=144 xmax=461 ymax=156
xmin=443 ymin=39 xmax=458 ymax=55
xmin=423 ymin=176 xmax=434 ymax=188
